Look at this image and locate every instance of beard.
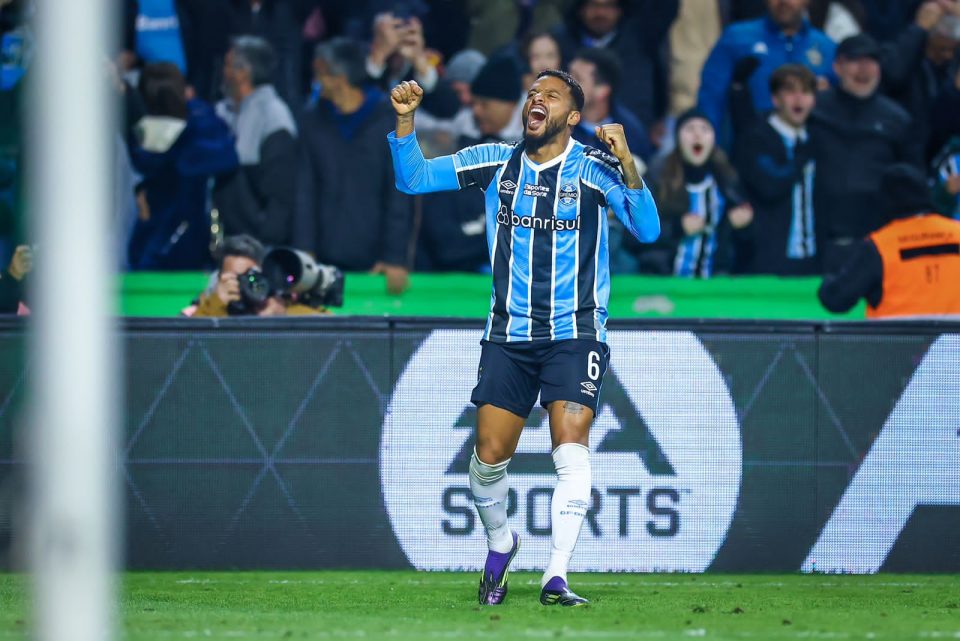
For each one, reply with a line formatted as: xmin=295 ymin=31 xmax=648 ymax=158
xmin=523 ymin=116 xmax=568 ymax=152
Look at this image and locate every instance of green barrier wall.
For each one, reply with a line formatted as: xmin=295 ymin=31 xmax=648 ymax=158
xmin=120 ymin=273 xmax=865 ymax=319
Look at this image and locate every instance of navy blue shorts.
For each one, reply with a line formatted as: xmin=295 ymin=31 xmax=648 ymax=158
xmin=470 ymin=339 xmax=610 ymax=418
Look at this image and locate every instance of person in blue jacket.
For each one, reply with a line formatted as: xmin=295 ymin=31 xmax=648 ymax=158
xmin=698 ymin=0 xmax=836 ymax=141
xmin=126 ymin=62 xmax=238 ymax=270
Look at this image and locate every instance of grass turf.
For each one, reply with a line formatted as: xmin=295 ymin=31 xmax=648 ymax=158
xmin=1 ymin=572 xmax=958 ymax=640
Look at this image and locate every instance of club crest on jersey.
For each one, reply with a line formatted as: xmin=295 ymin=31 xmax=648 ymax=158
xmin=559 ymin=183 xmax=579 ymax=206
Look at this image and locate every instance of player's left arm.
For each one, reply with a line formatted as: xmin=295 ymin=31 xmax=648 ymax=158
xmin=594 ymin=124 xmax=660 ymax=243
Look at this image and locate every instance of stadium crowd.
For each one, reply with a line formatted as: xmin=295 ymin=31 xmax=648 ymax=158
xmin=1 ymin=0 xmax=959 ymax=301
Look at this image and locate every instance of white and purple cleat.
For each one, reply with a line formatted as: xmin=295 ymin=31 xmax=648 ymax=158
xmin=477 ymin=531 xmax=520 ymax=605
xmin=540 ymin=576 xmax=589 ymax=607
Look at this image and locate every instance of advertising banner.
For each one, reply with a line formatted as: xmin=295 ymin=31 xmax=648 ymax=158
xmin=0 ymin=320 xmax=957 ymax=572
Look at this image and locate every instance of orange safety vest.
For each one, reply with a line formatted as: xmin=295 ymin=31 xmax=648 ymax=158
xmin=867 ymin=214 xmax=960 ymax=318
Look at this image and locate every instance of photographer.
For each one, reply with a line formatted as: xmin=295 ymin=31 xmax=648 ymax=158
xmin=190 ymin=235 xmax=327 ymax=318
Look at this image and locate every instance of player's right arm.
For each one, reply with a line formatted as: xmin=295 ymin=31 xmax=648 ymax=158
xmin=388 ymin=81 xmax=512 ymax=195
xmin=388 ymin=80 xmax=460 ymax=194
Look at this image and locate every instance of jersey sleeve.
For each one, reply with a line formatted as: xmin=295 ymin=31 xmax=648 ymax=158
xmin=388 ymin=130 xmax=460 ymax=194
xmin=582 ymin=151 xmax=660 ymax=243
xmin=452 ymin=143 xmax=515 ymax=190
xmin=388 ymin=132 xmax=513 ymax=194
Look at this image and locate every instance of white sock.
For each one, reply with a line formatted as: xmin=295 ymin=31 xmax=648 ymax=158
xmin=469 ymin=449 xmax=514 ymax=553
xmin=542 ymin=443 xmax=591 ymax=587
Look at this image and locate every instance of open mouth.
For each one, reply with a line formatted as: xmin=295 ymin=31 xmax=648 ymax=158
xmin=692 ymin=143 xmax=705 ymax=155
xmin=527 ymin=105 xmax=548 ymax=130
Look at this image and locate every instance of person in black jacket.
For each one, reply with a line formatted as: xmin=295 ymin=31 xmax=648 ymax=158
xmin=735 ymin=64 xmax=818 ymax=275
xmin=808 ymin=33 xmax=924 ymax=272
xmin=214 ymin=36 xmax=299 ymax=247
xmin=879 ymin=4 xmax=960 ymax=162
xmin=297 ymin=37 xmax=413 ymax=294
xmin=551 ymin=0 xmax=679 ymax=128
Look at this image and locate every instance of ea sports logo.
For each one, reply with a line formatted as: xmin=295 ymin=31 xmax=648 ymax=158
xmin=380 ymin=330 xmax=742 ymax=572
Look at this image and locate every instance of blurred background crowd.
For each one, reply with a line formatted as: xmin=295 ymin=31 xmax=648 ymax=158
xmin=0 ymin=0 xmax=958 ymax=300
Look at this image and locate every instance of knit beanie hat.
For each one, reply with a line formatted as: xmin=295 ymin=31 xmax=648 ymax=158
xmin=470 ymin=55 xmax=521 ymax=102
xmin=674 ymin=107 xmax=712 ymax=143
xmin=445 ymin=49 xmax=487 ymax=85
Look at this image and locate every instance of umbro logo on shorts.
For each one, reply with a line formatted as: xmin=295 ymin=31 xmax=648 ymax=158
xmin=580 ymin=381 xmax=597 ymax=397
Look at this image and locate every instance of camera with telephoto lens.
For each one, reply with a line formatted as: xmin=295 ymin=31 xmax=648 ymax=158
xmin=262 ymin=247 xmax=345 ymax=308
xmin=226 ymin=247 xmax=344 ymax=315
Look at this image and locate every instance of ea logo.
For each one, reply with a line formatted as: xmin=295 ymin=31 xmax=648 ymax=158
xmin=380 ymin=330 xmax=742 ymax=572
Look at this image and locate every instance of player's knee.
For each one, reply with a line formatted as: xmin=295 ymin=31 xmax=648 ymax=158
xmin=470 ymin=448 xmax=510 ymax=485
xmin=474 ymin=436 xmax=514 ymax=465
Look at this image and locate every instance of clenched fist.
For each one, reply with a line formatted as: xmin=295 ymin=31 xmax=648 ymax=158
xmin=595 ymin=124 xmax=631 ymax=162
xmin=391 ymin=80 xmax=424 ymax=116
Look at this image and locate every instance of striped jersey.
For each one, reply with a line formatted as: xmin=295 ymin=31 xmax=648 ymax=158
xmin=673 ymin=176 xmax=725 ymax=278
xmin=768 ymin=115 xmax=816 ymax=260
xmin=388 ymin=131 xmax=660 ymax=343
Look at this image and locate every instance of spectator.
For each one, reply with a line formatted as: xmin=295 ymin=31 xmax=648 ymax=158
xmin=463 ymin=55 xmax=525 ymax=144
xmin=859 ymin=0 xmax=926 ymax=43
xmin=568 ymin=47 xmax=652 ymax=161
xmin=552 ymin=0 xmax=678 ymax=127
xmin=698 ymin=0 xmax=836 ymax=143
xmin=819 ymin=164 xmax=960 ymax=318
xmin=735 ymin=64 xmax=818 ymax=275
xmin=643 ymin=108 xmax=753 ymax=276
xmin=445 ymin=49 xmax=487 ymax=108
xmin=809 ymin=33 xmax=924 ymax=271
xmin=125 ymin=63 xmax=238 ymax=270
xmin=189 ymin=234 xmax=323 ymax=317
xmin=930 ymin=51 xmax=960 ymax=157
xmin=520 ymin=31 xmax=564 ymax=90
xmin=121 ymin=0 xmax=189 ymax=82
xmin=667 ymin=0 xmax=725 ymax=121
xmin=365 ymin=12 xmax=460 ymax=119
xmin=0 ymin=244 xmax=30 ymax=314
xmin=298 ymin=37 xmax=413 ymax=294
xmin=214 ymin=36 xmax=299 ymax=247
xmin=464 ymin=0 xmax=572 ymax=55
xmin=932 ymin=136 xmax=960 ymax=218
xmin=881 ymin=5 xmax=960 ymax=161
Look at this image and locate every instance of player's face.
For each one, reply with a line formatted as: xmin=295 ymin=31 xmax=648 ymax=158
xmin=772 ymin=81 xmax=815 ymax=128
xmin=678 ymin=118 xmax=715 ymax=166
xmin=522 ymin=75 xmax=577 ymax=145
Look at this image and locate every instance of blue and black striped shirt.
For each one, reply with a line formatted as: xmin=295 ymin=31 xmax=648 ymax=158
xmin=388 ymin=131 xmax=660 ymax=343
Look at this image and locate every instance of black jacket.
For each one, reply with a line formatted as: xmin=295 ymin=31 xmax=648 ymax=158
xmin=808 ymin=87 xmax=923 ymax=241
xmin=735 ymin=118 xmax=819 ymax=275
xmin=880 ymin=24 xmax=959 ymax=161
xmin=297 ymin=94 xmax=413 ymax=269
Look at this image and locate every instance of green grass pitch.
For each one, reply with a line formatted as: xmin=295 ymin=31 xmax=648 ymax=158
xmin=1 ymin=572 xmax=958 ymax=640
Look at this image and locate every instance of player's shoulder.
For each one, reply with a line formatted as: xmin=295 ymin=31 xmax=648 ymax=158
xmin=581 ymin=145 xmax=621 ymax=170
xmin=457 ymin=139 xmax=520 ymax=166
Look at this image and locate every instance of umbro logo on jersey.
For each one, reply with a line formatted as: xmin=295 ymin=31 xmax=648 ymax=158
xmin=580 ymin=381 xmax=597 ymax=397
xmin=499 ymin=180 xmax=517 ymax=195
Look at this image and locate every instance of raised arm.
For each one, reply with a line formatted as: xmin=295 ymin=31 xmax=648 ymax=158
xmin=594 ymin=124 xmax=661 ymax=243
xmin=388 ymin=80 xmax=460 ymax=194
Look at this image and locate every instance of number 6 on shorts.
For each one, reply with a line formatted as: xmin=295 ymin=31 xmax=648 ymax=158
xmin=587 ymin=351 xmax=601 ymax=381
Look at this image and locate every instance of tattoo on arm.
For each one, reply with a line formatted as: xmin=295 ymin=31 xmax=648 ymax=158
xmin=620 ymin=157 xmax=643 ymax=189
xmin=563 ymin=401 xmax=586 ymax=415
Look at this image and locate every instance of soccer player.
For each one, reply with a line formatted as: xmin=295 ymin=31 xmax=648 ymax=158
xmin=387 ymin=71 xmax=659 ymax=607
